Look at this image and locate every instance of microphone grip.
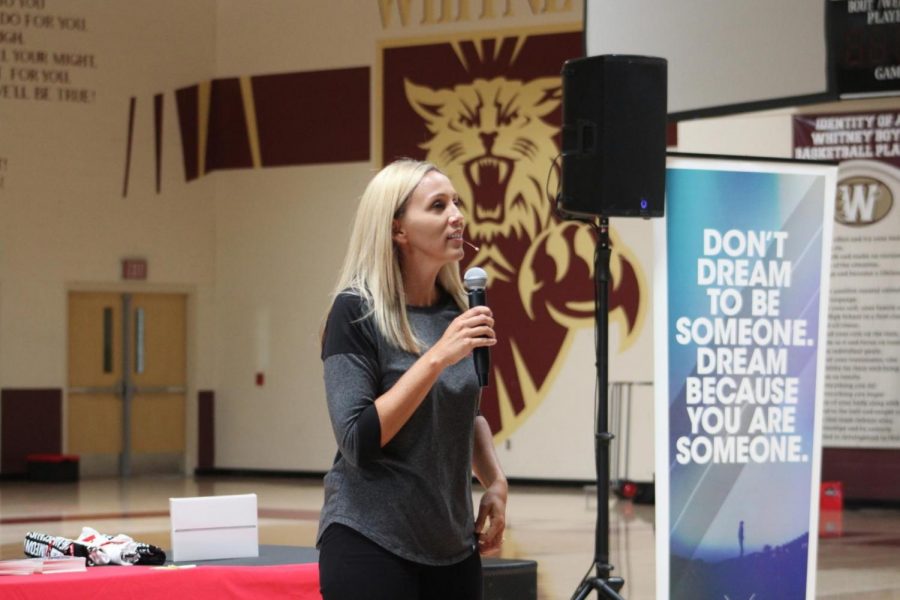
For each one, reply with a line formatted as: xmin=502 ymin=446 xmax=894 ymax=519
xmin=467 ymin=288 xmax=490 ymax=387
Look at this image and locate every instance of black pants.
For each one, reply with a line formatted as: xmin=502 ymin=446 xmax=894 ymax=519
xmin=318 ymin=524 xmax=483 ymax=600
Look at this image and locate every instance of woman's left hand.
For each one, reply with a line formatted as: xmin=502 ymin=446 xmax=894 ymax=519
xmin=475 ymin=478 xmax=508 ymax=555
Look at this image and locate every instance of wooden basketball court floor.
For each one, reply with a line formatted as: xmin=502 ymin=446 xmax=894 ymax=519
xmin=1 ymin=476 xmax=899 ymax=599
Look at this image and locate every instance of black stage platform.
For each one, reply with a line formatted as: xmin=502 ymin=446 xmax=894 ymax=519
xmin=176 ymin=545 xmax=537 ymax=599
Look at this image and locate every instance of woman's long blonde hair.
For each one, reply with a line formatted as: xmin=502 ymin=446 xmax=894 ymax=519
xmin=332 ymin=159 xmax=467 ymax=353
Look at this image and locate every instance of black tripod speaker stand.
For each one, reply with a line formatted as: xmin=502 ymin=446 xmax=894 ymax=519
xmin=570 ymin=216 xmax=625 ymax=600
xmin=558 ymin=53 xmax=667 ymax=600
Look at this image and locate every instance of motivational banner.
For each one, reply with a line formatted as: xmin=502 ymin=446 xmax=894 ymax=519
xmin=654 ymin=156 xmax=836 ymax=600
xmin=794 ymin=110 xmax=900 ymax=449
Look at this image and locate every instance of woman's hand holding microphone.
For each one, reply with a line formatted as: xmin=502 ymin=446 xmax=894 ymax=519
xmin=427 ymin=306 xmax=496 ymax=370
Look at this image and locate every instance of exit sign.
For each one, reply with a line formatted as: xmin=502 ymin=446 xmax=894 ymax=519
xmin=121 ymin=258 xmax=147 ymax=280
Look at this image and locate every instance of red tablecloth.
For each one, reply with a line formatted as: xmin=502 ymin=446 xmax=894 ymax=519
xmin=0 ymin=563 xmax=321 ymax=599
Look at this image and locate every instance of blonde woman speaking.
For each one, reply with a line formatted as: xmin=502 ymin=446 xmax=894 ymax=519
xmin=317 ymin=159 xmax=508 ymax=599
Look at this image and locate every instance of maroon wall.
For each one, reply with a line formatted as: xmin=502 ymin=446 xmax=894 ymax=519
xmin=198 ymin=390 xmax=215 ymax=470
xmin=823 ymin=448 xmax=900 ymax=502
xmin=175 ymin=67 xmax=370 ymax=181
xmin=1 ymin=388 xmax=63 ymax=474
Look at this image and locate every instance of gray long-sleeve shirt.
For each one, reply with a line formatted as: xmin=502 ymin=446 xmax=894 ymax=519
xmin=317 ymin=291 xmax=481 ymax=566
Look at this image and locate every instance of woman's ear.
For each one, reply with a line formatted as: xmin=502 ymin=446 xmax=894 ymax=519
xmin=392 ymin=219 xmax=406 ymax=245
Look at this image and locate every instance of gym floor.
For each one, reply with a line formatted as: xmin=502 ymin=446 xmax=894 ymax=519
xmin=1 ymin=476 xmax=898 ymax=599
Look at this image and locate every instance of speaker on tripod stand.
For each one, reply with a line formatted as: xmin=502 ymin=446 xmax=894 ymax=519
xmin=557 ymin=54 xmax=667 ymax=600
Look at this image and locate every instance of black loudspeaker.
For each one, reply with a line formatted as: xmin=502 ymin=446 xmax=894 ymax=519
xmin=559 ymin=55 xmax=667 ymax=218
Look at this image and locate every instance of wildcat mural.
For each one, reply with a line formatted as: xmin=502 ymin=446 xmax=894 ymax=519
xmin=383 ymin=33 xmax=646 ymax=439
xmin=405 ymin=76 xmax=560 ymax=250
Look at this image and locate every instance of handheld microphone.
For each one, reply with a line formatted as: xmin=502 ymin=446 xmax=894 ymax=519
xmin=463 ymin=267 xmax=490 ymax=387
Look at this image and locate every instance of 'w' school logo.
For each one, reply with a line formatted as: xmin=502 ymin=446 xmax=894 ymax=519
xmin=836 ymin=176 xmax=894 ymax=225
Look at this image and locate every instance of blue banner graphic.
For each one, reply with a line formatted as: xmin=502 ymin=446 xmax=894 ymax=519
xmin=655 ymin=157 xmax=836 ymax=600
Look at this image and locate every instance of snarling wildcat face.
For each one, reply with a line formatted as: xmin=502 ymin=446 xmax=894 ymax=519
xmin=404 ymin=77 xmax=561 ymax=244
